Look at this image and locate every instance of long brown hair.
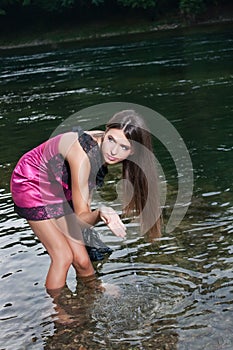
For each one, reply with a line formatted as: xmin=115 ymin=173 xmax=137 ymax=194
xmin=106 ymin=110 xmax=161 ymax=238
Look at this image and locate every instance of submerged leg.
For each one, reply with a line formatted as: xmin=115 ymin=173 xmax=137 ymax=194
xmin=46 ymin=285 xmax=76 ymax=325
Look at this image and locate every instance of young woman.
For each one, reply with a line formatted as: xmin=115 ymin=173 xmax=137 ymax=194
xmin=11 ymin=110 xmax=161 ymax=291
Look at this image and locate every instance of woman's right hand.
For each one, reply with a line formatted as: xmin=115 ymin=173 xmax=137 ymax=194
xmin=99 ymin=205 xmax=126 ymax=238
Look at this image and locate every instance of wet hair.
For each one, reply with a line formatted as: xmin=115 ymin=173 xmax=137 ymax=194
xmin=106 ymin=110 xmax=161 ymax=238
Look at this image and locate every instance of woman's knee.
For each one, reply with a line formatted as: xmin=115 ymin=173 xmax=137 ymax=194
xmin=51 ymin=246 xmax=74 ymax=269
xmin=29 ymin=219 xmax=74 ymax=266
xmin=73 ymin=249 xmax=91 ymax=271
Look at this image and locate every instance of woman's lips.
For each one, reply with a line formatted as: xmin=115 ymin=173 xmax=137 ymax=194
xmin=106 ymin=154 xmax=118 ymax=162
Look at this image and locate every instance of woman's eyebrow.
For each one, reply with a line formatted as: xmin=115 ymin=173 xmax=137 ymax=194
xmin=121 ymin=143 xmax=131 ymax=149
xmin=109 ymin=134 xmax=131 ymax=148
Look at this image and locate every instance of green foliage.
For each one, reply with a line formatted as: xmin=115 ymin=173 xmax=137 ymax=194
xmin=117 ymin=0 xmax=157 ymax=9
xmin=30 ymin=0 xmax=75 ymax=12
xmin=91 ymin=0 xmax=104 ymax=4
xmin=0 ymin=0 xmax=32 ymax=7
xmin=0 ymin=0 xmax=17 ymax=4
xmin=0 ymin=0 xmax=104 ymax=16
xmin=28 ymin=0 xmax=104 ymax=12
xmin=0 ymin=0 xmax=231 ymax=20
xmin=0 ymin=0 xmax=16 ymax=15
xmin=179 ymin=0 xmax=206 ymax=21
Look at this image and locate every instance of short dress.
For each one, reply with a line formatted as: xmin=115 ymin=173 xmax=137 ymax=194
xmin=10 ymin=127 xmax=108 ymax=221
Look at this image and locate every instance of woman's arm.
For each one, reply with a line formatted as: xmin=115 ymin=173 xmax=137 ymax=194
xmin=59 ymin=133 xmax=126 ymax=237
xmin=59 ymin=132 xmax=101 ymax=226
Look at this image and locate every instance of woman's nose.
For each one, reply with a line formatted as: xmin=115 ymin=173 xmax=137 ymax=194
xmin=110 ymin=144 xmax=118 ymax=155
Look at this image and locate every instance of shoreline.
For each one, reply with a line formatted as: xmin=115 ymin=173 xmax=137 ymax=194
xmin=0 ymin=16 xmax=232 ymax=51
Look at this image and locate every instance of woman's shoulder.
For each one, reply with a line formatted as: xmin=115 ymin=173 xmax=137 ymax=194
xmin=58 ymin=129 xmax=103 ymax=159
xmin=58 ymin=132 xmax=81 ymax=159
xmin=84 ymin=130 xmax=104 ymax=146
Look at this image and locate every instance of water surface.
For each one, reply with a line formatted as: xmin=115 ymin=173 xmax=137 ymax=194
xmin=0 ymin=23 xmax=233 ymax=349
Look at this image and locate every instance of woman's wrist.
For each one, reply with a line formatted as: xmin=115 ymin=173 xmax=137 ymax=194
xmin=96 ymin=208 xmax=101 ymax=222
xmin=98 ymin=205 xmax=107 ymax=224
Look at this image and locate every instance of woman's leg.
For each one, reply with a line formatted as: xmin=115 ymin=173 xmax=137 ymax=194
xmin=56 ymin=214 xmax=95 ymax=277
xmin=55 ymin=214 xmax=95 ymax=278
xmin=68 ymin=237 xmax=95 ymax=277
xmin=28 ymin=219 xmax=74 ymax=290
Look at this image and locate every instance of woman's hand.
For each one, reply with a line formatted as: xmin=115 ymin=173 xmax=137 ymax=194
xmin=99 ymin=205 xmax=126 ymax=238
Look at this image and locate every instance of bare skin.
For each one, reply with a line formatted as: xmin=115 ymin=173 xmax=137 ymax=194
xmin=28 ymin=218 xmax=94 ymax=290
xmin=28 ymin=128 xmax=132 ymax=290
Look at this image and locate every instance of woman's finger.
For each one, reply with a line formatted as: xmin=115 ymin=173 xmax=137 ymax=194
xmin=108 ymin=222 xmax=126 ymax=237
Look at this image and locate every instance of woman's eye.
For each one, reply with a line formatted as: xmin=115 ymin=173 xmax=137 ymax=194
xmin=108 ymin=136 xmax=114 ymax=142
xmin=121 ymin=145 xmax=129 ymax=151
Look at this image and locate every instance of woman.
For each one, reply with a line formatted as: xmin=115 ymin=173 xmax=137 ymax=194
xmin=11 ymin=110 xmax=161 ymax=291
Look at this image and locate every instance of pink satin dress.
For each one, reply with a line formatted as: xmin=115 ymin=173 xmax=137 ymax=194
xmin=10 ymin=127 xmax=108 ymax=221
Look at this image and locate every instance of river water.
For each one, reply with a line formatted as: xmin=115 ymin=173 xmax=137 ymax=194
xmin=0 ymin=23 xmax=233 ymax=349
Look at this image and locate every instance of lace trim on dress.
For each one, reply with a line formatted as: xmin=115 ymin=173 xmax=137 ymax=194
xmin=14 ymin=201 xmax=74 ymax=221
xmin=14 ymin=126 xmax=108 ymax=221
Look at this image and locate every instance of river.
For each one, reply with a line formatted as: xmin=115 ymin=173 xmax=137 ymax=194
xmin=0 ymin=23 xmax=233 ymax=349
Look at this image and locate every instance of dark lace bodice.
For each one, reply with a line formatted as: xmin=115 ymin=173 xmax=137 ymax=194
xmin=13 ymin=126 xmax=108 ymax=221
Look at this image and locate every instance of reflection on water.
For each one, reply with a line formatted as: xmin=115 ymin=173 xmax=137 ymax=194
xmin=1 ymin=190 xmax=233 ymax=349
xmin=0 ymin=24 xmax=233 ymax=349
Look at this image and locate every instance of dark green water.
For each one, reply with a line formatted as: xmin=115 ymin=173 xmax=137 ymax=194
xmin=0 ymin=23 xmax=233 ymax=349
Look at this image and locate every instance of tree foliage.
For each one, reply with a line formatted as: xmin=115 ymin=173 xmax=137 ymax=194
xmin=179 ymin=0 xmax=206 ymax=21
xmin=0 ymin=0 xmax=231 ymax=22
xmin=117 ymin=0 xmax=157 ymax=9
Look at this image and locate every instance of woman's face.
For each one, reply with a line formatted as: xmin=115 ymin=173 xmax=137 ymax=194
xmin=101 ymin=128 xmax=133 ymax=164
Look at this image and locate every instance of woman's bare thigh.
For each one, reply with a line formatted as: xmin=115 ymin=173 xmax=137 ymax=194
xmin=28 ymin=219 xmax=73 ymax=259
xmin=55 ymin=213 xmax=84 ymax=243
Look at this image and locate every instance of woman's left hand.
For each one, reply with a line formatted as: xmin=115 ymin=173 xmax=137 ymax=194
xmin=99 ymin=205 xmax=126 ymax=238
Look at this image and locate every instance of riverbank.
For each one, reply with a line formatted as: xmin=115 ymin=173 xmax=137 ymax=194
xmin=0 ymin=7 xmax=233 ymax=51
